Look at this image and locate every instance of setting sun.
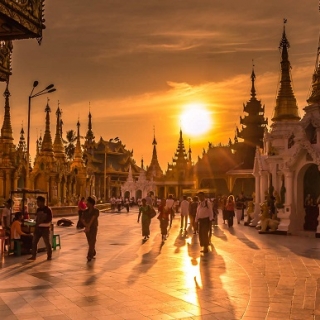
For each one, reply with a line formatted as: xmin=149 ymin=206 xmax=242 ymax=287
xmin=180 ymin=103 xmax=212 ymax=136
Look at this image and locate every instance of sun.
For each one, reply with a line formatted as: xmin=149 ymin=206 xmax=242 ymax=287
xmin=180 ymin=103 xmax=212 ymax=136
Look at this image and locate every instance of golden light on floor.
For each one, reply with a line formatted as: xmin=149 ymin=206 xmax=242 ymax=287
xmin=179 ymin=237 xmax=203 ymax=304
xmin=180 ymin=103 xmax=212 ymax=136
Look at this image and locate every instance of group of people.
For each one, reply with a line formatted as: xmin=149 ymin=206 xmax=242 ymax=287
xmin=137 ymin=192 xmax=217 ymax=253
xmin=0 ymin=195 xmax=100 ymax=264
xmin=136 ymin=192 xmax=249 ymax=253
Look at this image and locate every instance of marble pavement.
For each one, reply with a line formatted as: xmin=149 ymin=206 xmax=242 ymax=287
xmin=0 ymin=207 xmax=320 ymax=320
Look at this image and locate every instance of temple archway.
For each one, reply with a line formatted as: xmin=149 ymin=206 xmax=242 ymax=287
xmin=124 ymin=191 xmax=130 ymax=199
xmin=136 ymin=190 xmax=142 ymax=200
xmin=299 ymin=164 xmax=320 ymax=231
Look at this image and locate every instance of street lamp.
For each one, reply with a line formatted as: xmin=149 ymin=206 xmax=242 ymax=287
xmin=26 ymin=81 xmax=56 ymax=189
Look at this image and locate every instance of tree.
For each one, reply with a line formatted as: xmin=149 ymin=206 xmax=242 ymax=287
xmin=65 ymin=130 xmax=76 ymax=160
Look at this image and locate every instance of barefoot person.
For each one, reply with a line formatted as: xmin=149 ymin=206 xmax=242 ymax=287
xmin=81 ymin=196 xmax=99 ymax=262
xmin=195 ymin=192 xmax=213 ymax=253
xmin=157 ymin=198 xmax=170 ymax=241
xmin=28 ymin=196 xmax=52 ymax=261
xmin=137 ymin=198 xmax=151 ymax=241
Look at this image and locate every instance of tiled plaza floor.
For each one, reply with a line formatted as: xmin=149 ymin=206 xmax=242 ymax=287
xmin=0 ymin=207 xmax=320 ymax=320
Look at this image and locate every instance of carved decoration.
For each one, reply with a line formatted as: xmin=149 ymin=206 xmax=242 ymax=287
xmin=0 ymin=0 xmax=45 ymax=41
xmin=0 ymin=40 xmax=11 ymax=81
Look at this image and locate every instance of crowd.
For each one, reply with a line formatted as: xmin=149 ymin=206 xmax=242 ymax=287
xmin=136 ymin=191 xmax=249 ymax=254
xmin=0 ymin=191 xmax=249 ymax=262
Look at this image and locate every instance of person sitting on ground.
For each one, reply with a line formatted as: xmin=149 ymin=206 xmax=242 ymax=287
xmin=10 ymin=212 xmax=33 ymax=254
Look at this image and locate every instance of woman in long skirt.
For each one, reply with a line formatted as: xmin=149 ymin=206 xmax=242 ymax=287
xmin=157 ymin=199 xmax=170 ymax=241
xmin=137 ymin=199 xmax=151 ymax=240
xmin=225 ymin=195 xmax=235 ymax=227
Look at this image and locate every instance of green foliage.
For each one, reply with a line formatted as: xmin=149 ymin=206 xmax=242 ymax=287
xmin=65 ymin=130 xmax=77 ymax=160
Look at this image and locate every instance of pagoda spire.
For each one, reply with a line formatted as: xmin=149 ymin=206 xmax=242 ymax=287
xmin=250 ymin=61 xmax=257 ymax=99
xmin=18 ymin=125 xmax=26 ymax=152
xmin=307 ymin=33 xmax=320 ymax=105
xmin=41 ymin=98 xmax=54 ymax=153
xmin=272 ymin=20 xmax=300 ymax=122
xmin=146 ymin=126 xmax=163 ymax=178
xmin=74 ymin=120 xmax=82 ymax=159
xmin=174 ymin=128 xmax=188 ymax=162
xmin=152 ymin=126 xmax=158 ymax=160
xmin=188 ymin=139 xmax=192 ymax=161
xmin=85 ymin=106 xmax=95 ymax=143
xmin=0 ymin=81 xmax=13 ymax=140
xmin=53 ymin=101 xmax=65 ymax=156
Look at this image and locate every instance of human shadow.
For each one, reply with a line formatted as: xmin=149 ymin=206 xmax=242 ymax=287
xmin=173 ymin=233 xmax=187 ymax=254
xmin=126 ymin=248 xmax=160 ymax=285
xmin=212 ymin=226 xmax=228 ymax=242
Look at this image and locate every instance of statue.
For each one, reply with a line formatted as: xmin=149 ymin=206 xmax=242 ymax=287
xmin=259 ymin=200 xmax=279 ymax=232
xmin=246 ymin=199 xmax=254 ymax=224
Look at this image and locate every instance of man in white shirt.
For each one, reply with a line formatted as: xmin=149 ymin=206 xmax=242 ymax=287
xmin=195 ymin=192 xmax=213 ymax=253
xmin=165 ymin=194 xmax=175 ymax=227
xmin=180 ymin=195 xmax=189 ymax=231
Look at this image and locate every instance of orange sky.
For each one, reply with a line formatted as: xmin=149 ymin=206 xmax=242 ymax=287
xmin=3 ymin=1 xmax=320 ymax=170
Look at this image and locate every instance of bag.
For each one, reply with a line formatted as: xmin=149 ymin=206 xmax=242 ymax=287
xmin=148 ymin=206 xmax=157 ymax=219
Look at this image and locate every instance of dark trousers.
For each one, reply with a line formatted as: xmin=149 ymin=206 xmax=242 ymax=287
xmin=227 ymin=210 xmax=234 ymax=227
xmin=198 ymin=217 xmax=211 ymax=247
xmin=169 ymin=210 xmax=175 ymax=227
xmin=141 ymin=218 xmax=151 ymax=237
xmin=160 ymin=219 xmax=169 ymax=235
xmin=31 ymin=227 xmax=52 ymax=258
xmin=85 ymin=227 xmax=97 ymax=259
xmin=21 ymin=235 xmax=33 ymax=253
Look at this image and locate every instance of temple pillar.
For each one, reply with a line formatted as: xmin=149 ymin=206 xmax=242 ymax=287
xmin=250 ymin=172 xmax=261 ymax=227
xmin=13 ymin=172 xmax=18 ymax=191
xmin=5 ymin=171 xmax=11 ymax=198
xmin=57 ymin=180 xmax=61 ymax=205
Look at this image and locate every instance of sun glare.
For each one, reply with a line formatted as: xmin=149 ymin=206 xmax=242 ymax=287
xmin=180 ymin=103 xmax=212 ymax=136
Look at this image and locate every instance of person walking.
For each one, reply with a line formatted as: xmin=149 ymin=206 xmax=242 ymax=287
xmin=195 ymin=192 xmax=213 ymax=253
xmin=225 ymin=195 xmax=235 ymax=227
xmin=157 ymin=198 xmax=170 ymax=241
xmin=81 ymin=196 xmax=99 ymax=262
xmin=77 ymin=197 xmax=86 ymax=229
xmin=166 ymin=194 xmax=175 ymax=227
xmin=189 ymin=196 xmax=199 ymax=234
xmin=180 ymin=195 xmax=189 ymax=232
xmin=137 ymin=198 xmax=152 ymax=241
xmin=125 ymin=198 xmax=130 ymax=213
xmin=28 ymin=196 xmax=52 ymax=261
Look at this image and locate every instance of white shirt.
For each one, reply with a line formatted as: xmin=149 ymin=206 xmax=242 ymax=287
xmin=166 ymin=199 xmax=175 ymax=210
xmin=195 ymin=200 xmax=213 ymax=222
xmin=180 ymin=200 xmax=189 ymax=216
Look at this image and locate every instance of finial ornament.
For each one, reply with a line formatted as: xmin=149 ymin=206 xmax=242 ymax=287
xmin=279 ymin=19 xmax=290 ymax=49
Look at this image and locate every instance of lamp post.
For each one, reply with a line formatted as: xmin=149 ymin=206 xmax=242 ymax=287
xmin=26 ymin=81 xmax=56 ymax=189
